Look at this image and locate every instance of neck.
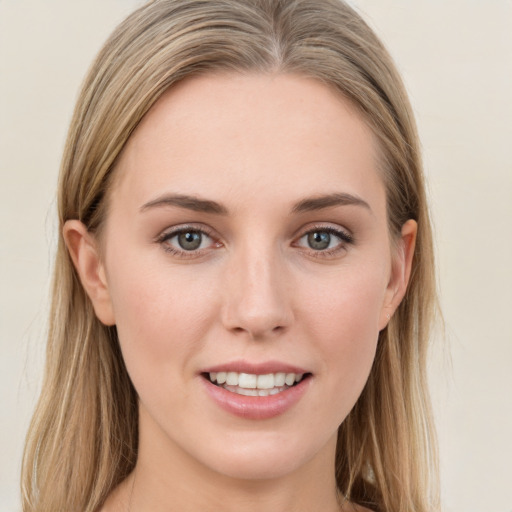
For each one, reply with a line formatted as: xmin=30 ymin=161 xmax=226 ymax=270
xmin=125 ymin=411 xmax=342 ymax=512
xmin=130 ymin=467 xmax=342 ymax=512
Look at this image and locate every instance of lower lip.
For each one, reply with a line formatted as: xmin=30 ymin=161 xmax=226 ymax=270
xmin=201 ymin=376 xmax=311 ymax=420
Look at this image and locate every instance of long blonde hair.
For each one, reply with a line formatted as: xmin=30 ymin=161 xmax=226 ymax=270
xmin=22 ymin=1 xmax=439 ymax=511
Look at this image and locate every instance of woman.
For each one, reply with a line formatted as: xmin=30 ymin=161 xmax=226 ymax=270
xmin=21 ymin=1 xmax=439 ymax=511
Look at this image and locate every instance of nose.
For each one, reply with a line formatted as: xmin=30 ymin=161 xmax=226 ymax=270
xmin=221 ymin=245 xmax=293 ymax=340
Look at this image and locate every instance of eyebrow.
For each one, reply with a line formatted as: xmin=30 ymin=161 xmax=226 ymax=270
xmin=291 ymin=192 xmax=372 ymax=214
xmin=140 ymin=194 xmax=228 ymax=215
xmin=140 ymin=191 xmax=371 ymax=215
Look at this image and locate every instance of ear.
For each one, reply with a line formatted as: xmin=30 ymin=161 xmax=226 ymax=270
xmin=63 ymin=220 xmax=116 ymax=326
xmin=379 ymin=219 xmax=417 ymax=330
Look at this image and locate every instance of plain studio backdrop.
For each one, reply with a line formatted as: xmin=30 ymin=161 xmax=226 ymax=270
xmin=1 ymin=1 xmax=511 ymax=511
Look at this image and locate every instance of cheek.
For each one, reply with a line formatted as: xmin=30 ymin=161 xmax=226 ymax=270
xmin=298 ymin=266 xmax=386 ymax=401
xmin=301 ymin=263 xmax=386 ymax=337
xmin=105 ymin=253 xmax=220 ymax=384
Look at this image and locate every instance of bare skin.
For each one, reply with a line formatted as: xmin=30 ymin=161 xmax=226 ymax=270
xmin=100 ymin=470 xmax=373 ymax=512
xmin=67 ymin=73 xmax=415 ymax=512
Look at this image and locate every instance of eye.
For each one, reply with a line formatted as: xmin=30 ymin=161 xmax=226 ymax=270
xmin=156 ymin=226 xmax=220 ymax=256
xmin=295 ymin=226 xmax=353 ymax=255
xmin=174 ymin=231 xmax=205 ymax=251
xmin=306 ymin=231 xmax=333 ymax=250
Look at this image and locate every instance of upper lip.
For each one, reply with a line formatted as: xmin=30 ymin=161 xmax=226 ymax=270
xmin=201 ymin=360 xmax=310 ymax=375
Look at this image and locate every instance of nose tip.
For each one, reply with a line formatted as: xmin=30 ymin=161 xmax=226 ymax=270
xmin=221 ymin=254 xmax=293 ymax=340
xmin=230 ymin=320 xmax=287 ymax=340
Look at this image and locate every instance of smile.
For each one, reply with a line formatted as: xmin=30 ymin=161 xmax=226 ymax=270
xmin=207 ymin=371 xmax=307 ymax=397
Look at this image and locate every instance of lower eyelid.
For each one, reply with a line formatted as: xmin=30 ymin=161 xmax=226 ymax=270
xmin=293 ymin=226 xmax=353 ymax=255
xmin=155 ymin=224 xmax=352 ymax=258
xmin=167 ymin=232 xmax=210 ymax=247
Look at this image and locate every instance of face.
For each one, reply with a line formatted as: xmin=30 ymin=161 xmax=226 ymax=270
xmin=71 ymin=73 xmax=413 ymax=483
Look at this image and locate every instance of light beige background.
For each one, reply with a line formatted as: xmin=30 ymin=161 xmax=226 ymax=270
xmin=1 ymin=1 xmax=511 ymax=511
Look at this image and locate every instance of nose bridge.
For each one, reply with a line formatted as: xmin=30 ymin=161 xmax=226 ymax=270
xmin=222 ymin=238 xmax=292 ymax=338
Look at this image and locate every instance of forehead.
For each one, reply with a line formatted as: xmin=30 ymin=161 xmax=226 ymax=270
xmin=112 ymin=72 xmax=385 ymax=215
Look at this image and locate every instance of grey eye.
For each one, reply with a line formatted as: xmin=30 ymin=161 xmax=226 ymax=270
xmin=307 ymin=231 xmax=331 ymax=250
xmin=177 ymin=231 xmax=203 ymax=250
xmin=159 ymin=227 xmax=218 ymax=256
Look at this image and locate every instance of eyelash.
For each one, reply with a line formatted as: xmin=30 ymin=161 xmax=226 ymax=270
xmin=294 ymin=225 xmax=354 ymax=258
xmin=155 ymin=224 xmax=354 ymax=259
xmin=155 ymin=224 xmax=220 ymax=259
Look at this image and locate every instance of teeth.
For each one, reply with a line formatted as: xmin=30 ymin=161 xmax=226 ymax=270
xmin=208 ymin=371 xmax=305 ymax=391
xmin=223 ymin=385 xmax=288 ymax=396
xmin=226 ymin=372 xmax=238 ymax=386
xmin=237 ymin=388 xmax=258 ymax=396
xmin=274 ymin=372 xmax=286 ymax=386
xmin=238 ymin=373 xmax=257 ymax=389
xmin=285 ymin=373 xmax=296 ymax=386
xmin=257 ymin=374 xmax=274 ymax=389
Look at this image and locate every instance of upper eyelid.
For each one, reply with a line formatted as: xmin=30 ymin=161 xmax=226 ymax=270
xmin=155 ymin=225 xmax=219 ymax=257
xmin=293 ymin=228 xmax=353 ymax=260
xmin=154 ymin=222 xmax=353 ymax=248
xmin=155 ymin=224 xmax=216 ymax=241
xmin=294 ymin=223 xmax=353 ymax=241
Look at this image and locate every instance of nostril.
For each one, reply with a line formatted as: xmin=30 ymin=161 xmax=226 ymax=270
xmin=227 ymin=323 xmax=288 ymax=340
xmin=220 ymin=270 xmax=294 ymax=338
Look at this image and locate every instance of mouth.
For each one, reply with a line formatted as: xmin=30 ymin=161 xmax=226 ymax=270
xmin=202 ymin=371 xmax=311 ymax=397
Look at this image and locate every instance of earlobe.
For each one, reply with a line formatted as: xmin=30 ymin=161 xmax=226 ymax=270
xmin=63 ymin=220 xmax=116 ymax=326
xmin=379 ymin=219 xmax=417 ymax=330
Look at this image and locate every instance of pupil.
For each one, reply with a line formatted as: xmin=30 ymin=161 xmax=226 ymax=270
xmin=178 ymin=231 xmax=202 ymax=250
xmin=308 ymin=231 xmax=330 ymax=250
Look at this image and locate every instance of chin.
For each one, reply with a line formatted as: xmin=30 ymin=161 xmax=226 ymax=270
xmin=210 ymin=453 xmax=304 ymax=481
xmin=192 ymin=429 xmax=334 ymax=481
